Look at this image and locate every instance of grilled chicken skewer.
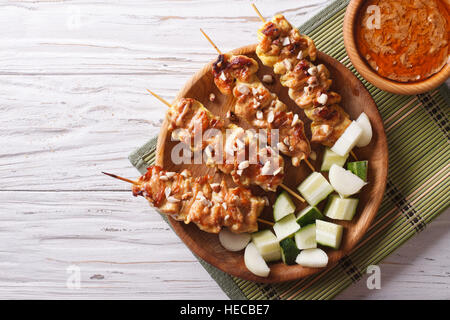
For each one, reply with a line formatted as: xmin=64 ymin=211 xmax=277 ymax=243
xmin=148 ymin=91 xmax=304 ymax=202
xmin=201 ymin=30 xmax=314 ymax=170
xmin=103 ymin=168 xmax=266 ymax=233
xmin=252 ymin=7 xmax=354 ymax=150
xmin=148 ymin=90 xmax=305 ymax=202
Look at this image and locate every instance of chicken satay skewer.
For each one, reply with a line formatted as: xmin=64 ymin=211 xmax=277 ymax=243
xmin=199 ymin=29 xmax=316 ymax=172
xmin=102 ymin=171 xmax=274 ymax=226
xmin=251 ymin=4 xmax=359 ymax=161
xmin=146 ymin=89 xmax=306 ymax=203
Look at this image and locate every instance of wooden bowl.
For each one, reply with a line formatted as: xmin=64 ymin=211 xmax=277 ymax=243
xmin=343 ymin=0 xmax=450 ymax=95
xmin=155 ymin=44 xmax=388 ymax=283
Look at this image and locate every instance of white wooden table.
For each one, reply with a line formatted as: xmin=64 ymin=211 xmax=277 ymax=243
xmin=0 ymin=0 xmax=448 ymax=299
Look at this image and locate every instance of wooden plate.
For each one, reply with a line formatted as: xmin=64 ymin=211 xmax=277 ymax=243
xmin=155 ymin=44 xmax=388 ymax=283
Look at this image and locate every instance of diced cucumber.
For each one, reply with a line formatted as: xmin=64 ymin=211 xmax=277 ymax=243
xmin=316 ymin=220 xmax=344 ymax=249
xmin=251 ymin=230 xmax=281 ymax=262
xmin=320 ymin=148 xmax=349 ymax=171
xmin=331 ymin=121 xmax=363 ymax=156
xmin=296 ymin=206 xmax=323 ymax=227
xmin=273 ymin=191 xmax=296 ymax=221
xmin=280 ymin=236 xmax=300 ymax=265
xmin=347 ymin=161 xmax=368 ymax=181
xmin=297 ymin=172 xmax=334 ymax=206
xmin=273 ymin=214 xmax=301 ymax=241
xmin=295 ymin=248 xmax=328 ymax=268
xmin=294 ymin=223 xmax=317 ymax=250
xmin=324 ymin=195 xmax=359 ymax=221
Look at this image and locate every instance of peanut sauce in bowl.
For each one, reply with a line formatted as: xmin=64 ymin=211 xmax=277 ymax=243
xmin=356 ymin=0 xmax=450 ymax=82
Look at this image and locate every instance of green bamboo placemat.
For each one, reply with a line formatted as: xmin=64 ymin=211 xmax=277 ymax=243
xmin=129 ymin=0 xmax=450 ymax=300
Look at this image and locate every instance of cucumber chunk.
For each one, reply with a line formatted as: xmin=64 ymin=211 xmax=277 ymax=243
xmin=218 ymin=229 xmax=251 ymax=252
xmin=280 ymin=236 xmax=300 ymax=265
xmin=296 ymin=206 xmax=323 ymax=227
xmin=294 ymin=223 xmax=317 ymax=250
xmin=316 ymin=220 xmax=344 ymax=249
xmin=324 ymin=195 xmax=359 ymax=221
xmin=331 ymin=121 xmax=363 ymax=156
xmin=320 ymin=148 xmax=349 ymax=171
xmin=273 ymin=191 xmax=296 ymax=221
xmin=251 ymin=230 xmax=281 ymax=262
xmin=347 ymin=161 xmax=368 ymax=181
xmin=297 ymin=172 xmax=334 ymax=206
xmin=244 ymin=242 xmax=270 ymax=277
xmin=295 ymin=248 xmax=328 ymax=268
xmin=273 ymin=213 xmax=301 ymax=241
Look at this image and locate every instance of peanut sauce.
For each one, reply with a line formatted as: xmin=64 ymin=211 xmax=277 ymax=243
xmin=356 ymin=0 xmax=450 ymax=82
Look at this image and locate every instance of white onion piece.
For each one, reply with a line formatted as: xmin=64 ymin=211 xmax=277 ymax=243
xmin=331 ymin=121 xmax=363 ymax=156
xmin=355 ymin=113 xmax=372 ymax=147
xmin=329 ymin=164 xmax=367 ymax=197
xmin=244 ymin=242 xmax=270 ymax=277
xmin=218 ymin=229 xmax=251 ymax=252
xmin=295 ymin=248 xmax=328 ymax=268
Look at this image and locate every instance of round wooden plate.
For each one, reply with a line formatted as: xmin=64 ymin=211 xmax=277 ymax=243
xmin=155 ymin=44 xmax=388 ymax=283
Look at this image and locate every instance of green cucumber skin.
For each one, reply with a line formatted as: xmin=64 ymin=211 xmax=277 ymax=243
xmin=296 ymin=206 xmax=323 ymax=227
xmin=280 ymin=237 xmax=300 ymax=265
xmin=347 ymin=161 xmax=368 ymax=181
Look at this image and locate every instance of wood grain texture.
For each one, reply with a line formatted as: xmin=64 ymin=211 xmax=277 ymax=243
xmin=156 ymin=45 xmax=388 ymax=282
xmin=0 ymin=0 xmax=448 ymax=299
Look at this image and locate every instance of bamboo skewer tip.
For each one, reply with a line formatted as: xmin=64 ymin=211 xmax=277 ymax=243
xmin=251 ymin=3 xmax=266 ymax=23
xmin=350 ymin=150 xmax=358 ymax=161
xmin=199 ymin=28 xmax=222 ymax=55
xmin=146 ymin=89 xmax=172 ymax=108
xmin=102 ymin=172 xmax=139 ymax=185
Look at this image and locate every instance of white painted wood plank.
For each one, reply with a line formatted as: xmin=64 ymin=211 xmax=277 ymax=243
xmin=0 ymin=0 xmax=328 ymax=75
xmin=0 ymin=190 xmax=227 ymax=299
xmin=336 ymin=212 xmax=450 ymax=300
xmin=0 ymin=75 xmax=169 ymax=191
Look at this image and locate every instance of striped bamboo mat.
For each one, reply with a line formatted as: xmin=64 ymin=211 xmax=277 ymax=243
xmin=129 ymin=0 xmax=450 ymax=300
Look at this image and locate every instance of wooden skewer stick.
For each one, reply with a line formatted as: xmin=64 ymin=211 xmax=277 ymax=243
xmin=200 ymin=28 xmax=222 ymax=55
xmin=146 ymin=89 xmax=172 ymax=108
xmin=350 ymin=150 xmax=358 ymax=161
xmin=102 ymin=172 xmax=139 ymax=185
xmin=257 ymin=218 xmax=274 ymax=226
xmin=103 ymin=172 xmax=274 ymax=226
xmin=304 ymin=158 xmax=315 ymax=172
xmin=251 ymin=3 xmax=266 ymax=23
xmin=280 ymin=183 xmax=305 ymax=203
